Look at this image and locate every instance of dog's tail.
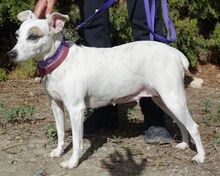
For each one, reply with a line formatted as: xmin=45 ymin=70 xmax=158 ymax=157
xmin=179 ymin=52 xmax=190 ymax=73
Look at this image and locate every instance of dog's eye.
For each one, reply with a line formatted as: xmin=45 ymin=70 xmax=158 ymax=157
xmin=27 ymin=34 xmax=40 ymax=40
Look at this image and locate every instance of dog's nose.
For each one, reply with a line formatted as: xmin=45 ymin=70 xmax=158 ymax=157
xmin=7 ymin=50 xmax=17 ymax=60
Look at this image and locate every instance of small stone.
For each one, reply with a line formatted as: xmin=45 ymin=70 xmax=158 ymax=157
xmin=32 ymin=170 xmax=45 ymax=176
xmin=190 ymin=78 xmax=204 ymax=88
xmin=34 ymin=77 xmax=41 ymax=83
xmin=10 ymin=160 xmax=16 ymax=164
xmin=29 ymin=92 xmax=35 ymax=97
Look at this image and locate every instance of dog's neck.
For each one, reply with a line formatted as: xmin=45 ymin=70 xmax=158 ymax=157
xmin=42 ymin=33 xmax=63 ymax=61
xmin=37 ymin=33 xmax=69 ymax=78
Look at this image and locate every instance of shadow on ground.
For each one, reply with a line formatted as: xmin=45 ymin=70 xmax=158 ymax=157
xmin=101 ymin=148 xmax=146 ymax=176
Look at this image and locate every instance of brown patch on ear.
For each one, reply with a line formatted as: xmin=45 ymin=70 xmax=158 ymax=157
xmin=28 ymin=26 xmax=43 ymax=36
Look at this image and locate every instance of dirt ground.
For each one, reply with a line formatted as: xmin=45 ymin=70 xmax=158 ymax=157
xmin=0 ymin=64 xmax=219 ymax=176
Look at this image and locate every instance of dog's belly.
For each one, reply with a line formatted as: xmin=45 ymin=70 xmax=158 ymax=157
xmin=86 ymin=87 xmax=158 ymax=108
xmin=112 ymin=88 xmax=157 ymax=105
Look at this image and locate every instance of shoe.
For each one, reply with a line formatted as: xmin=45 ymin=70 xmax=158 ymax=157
xmin=144 ymin=126 xmax=172 ymax=144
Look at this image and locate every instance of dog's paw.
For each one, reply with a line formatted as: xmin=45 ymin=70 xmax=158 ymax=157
xmin=176 ymin=142 xmax=189 ymax=150
xmin=50 ymin=148 xmax=64 ymax=158
xmin=60 ymin=160 xmax=78 ymax=169
xmin=192 ymin=154 xmax=205 ymax=163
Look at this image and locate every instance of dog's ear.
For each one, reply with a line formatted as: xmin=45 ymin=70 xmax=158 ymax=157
xmin=17 ymin=10 xmax=36 ymax=22
xmin=47 ymin=12 xmax=69 ymax=33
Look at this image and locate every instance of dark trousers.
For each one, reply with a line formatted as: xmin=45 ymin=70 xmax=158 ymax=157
xmin=78 ymin=0 xmax=165 ymax=129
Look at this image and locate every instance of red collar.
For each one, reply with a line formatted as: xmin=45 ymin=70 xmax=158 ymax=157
xmin=37 ymin=38 xmax=69 ymax=78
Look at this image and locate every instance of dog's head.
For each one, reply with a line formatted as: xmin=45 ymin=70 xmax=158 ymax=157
xmin=7 ymin=10 xmax=69 ymax=62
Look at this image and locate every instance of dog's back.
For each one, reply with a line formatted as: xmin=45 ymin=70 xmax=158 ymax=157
xmin=62 ymin=41 xmax=188 ymax=108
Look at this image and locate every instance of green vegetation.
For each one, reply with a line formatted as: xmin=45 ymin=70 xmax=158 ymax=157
xmin=0 ymin=103 xmax=35 ymax=125
xmin=11 ymin=60 xmax=36 ymax=79
xmin=127 ymin=107 xmax=137 ymax=121
xmin=202 ymin=100 xmax=220 ymax=127
xmin=0 ymin=69 xmax=8 ymax=81
xmin=0 ymin=0 xmax=219 ymax=79
xmin=84 ymin=108 xmax=94 ymax=119
xmin=201 ymin=100 xmax=220 ymax=147
xmin=109 ymin=4 xmax=132 ymax=45
xmin=208 ymin=23 xmax=220 ymax=63
xmin=43 ymin=123 xmax=57 ymax=142
xmin=201 ymin=99 xmax=212 ymax=113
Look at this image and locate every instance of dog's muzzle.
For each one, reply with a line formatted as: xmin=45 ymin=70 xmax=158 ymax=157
xmin=7 ymin=49 xmax=18 ymax=60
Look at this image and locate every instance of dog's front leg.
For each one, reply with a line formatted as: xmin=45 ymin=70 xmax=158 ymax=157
xmin=50 ymin=100 xmax=65 ymax=158
xmin=60 ymin=103 xmax=85 ymax=169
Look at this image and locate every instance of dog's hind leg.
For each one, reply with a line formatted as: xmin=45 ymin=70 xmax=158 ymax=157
xmin=60 ymin=102 xmax=85 ymax=169
xmin=152 ymin=96 xmax=189 ymax=150
xmin=50 ymin=100 xmax=65 ymax=158
xmin=158 ymin=88 xmax=205 ymax=163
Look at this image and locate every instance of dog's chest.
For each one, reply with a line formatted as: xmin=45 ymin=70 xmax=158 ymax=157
xmin=42 ymin=77 xmax=62 ymax=101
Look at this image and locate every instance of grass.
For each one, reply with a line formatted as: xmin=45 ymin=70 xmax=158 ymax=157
xmin=216 ymin=101 xmax=220 ymax=114
xmin=11 ymin=60 xmax=36 ymax=79
xmin=110 ymin=135 xmax=122 ymax=144
xmin=202 ymin=100 xmax=220 ymax=126
xmin=43 ymin=123 xmax=57 ymax=142
xmin=1 ymin=60 xmax=36 ymax=81
xmin=212 ymin=136 xmax=220 ymax=146
xmin=201 ymin=99 xmax=212 ymax=113
xmin=0 ymin=69 xmax=9 ymax=81
xmin=127 ymin=107 xmax=137 ymax=122
xmin=84 ymin=108 xmax=94 ymax=119
xmin=0 ymin=103 xmax=35 ymax=125
xmin=201 ymin=100 xmax=220 ymax=146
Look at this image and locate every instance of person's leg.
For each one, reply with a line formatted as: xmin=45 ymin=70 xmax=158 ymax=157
xmin=78 ymin=0 xmax=118 ymax=134
xmin=127 ymin=0 xmax=171 ymax=144
xmin=127 ymin=0 xmax=164 ymax=41
xmin=78 ymin=0 xmax=111 ymax=47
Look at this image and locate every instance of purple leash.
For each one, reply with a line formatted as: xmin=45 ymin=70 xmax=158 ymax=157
xmin=76 ymin=0 xmax=176 ymax=44
xmin=76 ymin=0 xmax=117 ymax=30
xmin=144 ymin=0 xmax=176 ymax=44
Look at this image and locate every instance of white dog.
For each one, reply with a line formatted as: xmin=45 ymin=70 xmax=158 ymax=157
xmin=8 ymin=10 xmax=205 ymax=168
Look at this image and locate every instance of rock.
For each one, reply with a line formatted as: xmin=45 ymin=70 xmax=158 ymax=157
xmin=29 ymin=91 xmax=35 ymax=97
xmin=34 ymin=77 xmax=41 ymax=83
xmin=190 ymin=78 xmax=204 ymax=88
xmin=32 ymin=170 xmax=45 ymax=176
